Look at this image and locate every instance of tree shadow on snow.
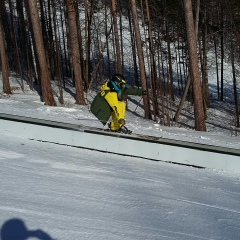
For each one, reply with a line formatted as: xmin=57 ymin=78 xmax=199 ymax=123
xmin=1 ymin=218 xmax=54 ymax=240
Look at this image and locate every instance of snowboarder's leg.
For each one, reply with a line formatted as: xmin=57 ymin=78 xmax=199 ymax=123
xmin=110 ymin=101 xmax=126 ymax=131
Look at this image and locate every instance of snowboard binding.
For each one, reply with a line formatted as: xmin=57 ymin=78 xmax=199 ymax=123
xmin=107 ymin=123 xmax=132 ymax=134
xmin=119 ymin=126 xmax=132 ymax=134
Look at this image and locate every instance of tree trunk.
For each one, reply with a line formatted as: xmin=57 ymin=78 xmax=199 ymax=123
xmin=85 ymin=0 xmax=91 ymax=85
xmin=8 ymin=0 xmax=24 ymax=90
xmin=119 ymin=0 xmax=124 ymax=72
xmin=52 ymin=0 xmax=64 ymax=104
xmin=145 ymin=0 xmax=159 ymax=120
xmin=174 ymin=0 xmax=200 ymax=122
xmin=24 ymin=0 xmax=41 ymax=88
xmin=220 ymin=5 xmax=224 ymax=101
xmin=130 ymin=0 xmax=151 ymax=119
xmin=66 ymin=0 xmax=86 ymax=105
xmin=183 ymin=0 xmax=206 ymax=131
xmin=0 ymin=13 xmax=11 ymax=94
xmin=214 ymin=36 xmax=220 ymax=99
xmin=231 ymin=41 xmax=239 ymax=128
xmin=28 ymin=0 xmax=56 ymax=106
xmin=17 ymin=0 xmax=34 ymax=90
xmin=201 ymin=5 xmax=210 ymax=109
xmin=111 ymin=0 xmax=122 ymax=74
xmin=165 ymin=19 xmax=175 ymax=101
xmin=127 ymin=6 xmax=138 ymax=86
xmin=104 ymin=5 xmax=111 ymax=77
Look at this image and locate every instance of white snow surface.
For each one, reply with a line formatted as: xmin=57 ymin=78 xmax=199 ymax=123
xmin=0 ymin=77 xmax=240 ymax=239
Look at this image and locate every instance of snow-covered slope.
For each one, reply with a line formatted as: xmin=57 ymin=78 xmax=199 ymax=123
xmin=0 ymin=75 xmax=240 ymax=239
xmin=0 ymin=132 xmax=240 ymax=240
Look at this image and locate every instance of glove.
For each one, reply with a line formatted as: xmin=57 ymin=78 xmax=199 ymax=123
xmin=142 ymin=90 xmax=147 ymax=95
xmin=118 ymin=118 xmax=126 ymax=126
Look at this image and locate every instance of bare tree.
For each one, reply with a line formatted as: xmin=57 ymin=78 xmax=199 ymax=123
xmin=130 ymin=0 xmax=151 ymax=119
xmin=66 ymin=0 xmax=86 ymax=105
xmin=17 ymin=0 xmax=34 ymax=90
xmin=183 ymin=0 xmax=206 ymax=131
xmin=111 ymin=0 xmax=122 ymax=74
xmin=201 ymin=3 xmax=210 ymax=109
xmin=85 ymin=0 xmax=91 ymax=85
xmin=0 ymin=12 xmax=11 ymax=95
xmin=145 ymin=0 xmax=159 ymax=121
xmin=127 ymin=6 xmax=138 ymax=86
xmin=231 ymin=40 xmax=239 ymax=128
xmin=220 ymin=3 xmax=224 ymax=101
xmin=8 ymin=0 xmax=24 ymax=90
xmin=27 ymin=0 xmax=56 ymax=106
xmin=174 ymin=0 xmax=200 ymax=122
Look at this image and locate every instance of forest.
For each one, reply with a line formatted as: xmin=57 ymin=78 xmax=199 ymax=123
xmin=0 ymin=0 xmax=240 ymax=131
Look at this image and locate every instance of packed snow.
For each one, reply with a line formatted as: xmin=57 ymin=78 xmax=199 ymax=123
xmin=0 ymin=75 xmax=240 ymax=239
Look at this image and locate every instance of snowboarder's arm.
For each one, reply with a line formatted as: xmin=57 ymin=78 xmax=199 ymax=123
xmin=122 ymin=88 xmax=146 ymax=96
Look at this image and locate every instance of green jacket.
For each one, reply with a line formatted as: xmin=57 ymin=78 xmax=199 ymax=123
xmin=90 ymin=82 xmax=143 ymax=125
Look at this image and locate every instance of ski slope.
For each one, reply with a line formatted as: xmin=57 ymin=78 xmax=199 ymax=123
xmin=1 ymin=133 xmax=240 ymax=240
xmin=0 ymin=80 xmax=240 ymax=239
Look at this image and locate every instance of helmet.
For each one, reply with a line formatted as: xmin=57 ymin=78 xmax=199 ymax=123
xmin=112 ymin=74 xmax=126 ymax=84
xmin=111 ymin=74 xmax=126 ymax=90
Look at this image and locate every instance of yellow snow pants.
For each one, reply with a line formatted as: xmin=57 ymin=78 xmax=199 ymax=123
xmin=104 ymin=92 xmax=126 ymax=131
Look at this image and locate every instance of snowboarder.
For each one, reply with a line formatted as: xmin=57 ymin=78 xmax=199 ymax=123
xmin=90 ymin=73 xmax=147 ymax=132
